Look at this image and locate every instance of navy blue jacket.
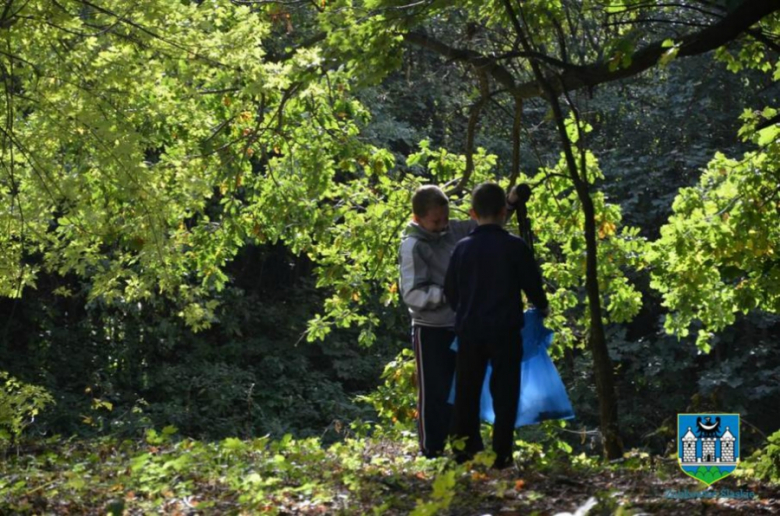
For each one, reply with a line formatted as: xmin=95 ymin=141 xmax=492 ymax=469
xmin=444 ymin=224 xmax=548 ymax=338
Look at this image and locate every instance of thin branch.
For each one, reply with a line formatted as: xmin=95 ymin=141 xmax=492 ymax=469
xmin=747 ymin=28 xmax=780 ymax=55
xmin=508 ymin=94 xmax=523 ymax=189
xmin=2 ymin=33 xmax=26 ymax=304
xmin=0 ymin=48 xmax=39 ymax=70
xmin=4 ymin=0 xmax=33 ymax=28
xmin=448 ymin=71 xmax=490 ymax=196
xmin=0 ymin=125 xmax=73 ymax=225
xmin=238 ymin=93 xmax=267 ymax=173
xmin=550 ymin=13 xmax=569 ymax=65
xmin=756 ymin=113 xmax=780 ymax=132
xmin=530 ymin=172 xmax=571 ymax=185
xmin=14 ymin=14 xmax=87 ymax=36
xmin=493 ymin=49 xmax=574 ymax=69
xmin=0 ymin=0 xmax=15 ymax=27
xmin=498 ymin=0 xmax=525 ymax=56
xmin=269 ymin=32 xmax=327 ymax=62
xmin=605 ymin=18 xmax=711 ymax=28
xmin=561 ymin=87 xmax=589 ymax=185
xmin=197 ymin=87 xmax=241 ymax=95
xmin=403 ymin=31 xmax=518 ymax=94
xmin=203 ymin=116 xmax=238 ymax=145
xmin=276 ymin=83 xmax=300 ymax=131
xmin=488 ymin=96 xmax=566 ymax=211
xmin=231 ymin=0 xmax=311 ymax=5
xmin=606 ymin=2 xmax=724 ymax=19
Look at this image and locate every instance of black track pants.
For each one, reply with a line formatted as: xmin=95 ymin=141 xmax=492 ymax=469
xmin=452 ymin=331 xmax=522 ymax=463
xmin=411 ymin=325 xmax=457 ymax=457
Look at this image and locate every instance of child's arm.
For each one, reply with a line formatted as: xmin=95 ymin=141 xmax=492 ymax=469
xmin=443 ymin=248 xmax=460 ymax=312
xmin=448 ymin=210 xmax=515 ymax=238
xmin=399 ymin=239 xmax=446 ymax=310
xmin=448 ymin=218 xmax=478 ymax=240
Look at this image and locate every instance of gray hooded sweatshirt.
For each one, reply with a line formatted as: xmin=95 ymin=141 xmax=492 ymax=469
xmin=399 ymin=219 xmax=478 ymax=328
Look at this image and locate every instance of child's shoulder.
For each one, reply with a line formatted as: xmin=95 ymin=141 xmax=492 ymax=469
xmin=506 ymin=232 xmax=525 ymax=243
xmin=504 ymin=232 xmax=531 ymax=251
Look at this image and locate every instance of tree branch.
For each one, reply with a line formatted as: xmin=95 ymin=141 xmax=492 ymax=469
xmin=604 ymin=18 xmax=711 ymax=28
xmin=756 ymin=113 xmax=780 ymax=132
xmin=544 ymin=0 xmax=780 ymax=96
xmin=448 ymin=71 xmax=490 ymax=196
xmin=404 ymin=0 xmax=780 ymax=101
xmin=493 ymin=49 xmax=573 ymax=69
xmin=747 ymin=28 xmax=780 ymax=55
xmin=402 ymin=31 xmax=519 ymax=94
xmin=508 ymin=94 xmax=522 ymax=189
xmin=606 ymin=2 xmax=724 ymax=19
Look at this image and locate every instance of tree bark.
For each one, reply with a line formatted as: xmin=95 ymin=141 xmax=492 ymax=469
xmin=580 ymin=188 xmax=623 ymax=460
xmin=549 ymin=92 xmax=624 ymax=460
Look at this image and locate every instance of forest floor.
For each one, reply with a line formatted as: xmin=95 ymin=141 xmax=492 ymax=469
xmin=1 ymin=431 xmax=778 ymax=515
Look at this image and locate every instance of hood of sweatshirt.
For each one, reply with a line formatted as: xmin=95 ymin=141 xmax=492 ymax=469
xmin=403 ymin=221 xmax=449 ymax=242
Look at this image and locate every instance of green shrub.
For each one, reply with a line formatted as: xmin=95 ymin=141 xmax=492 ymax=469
xmin=357 ymin=348 xmax=417 ymax=428
xmin=746 ymin=430 xmax=780 ymax=484
xmin=0 ymin=372 xmax=55 ymax=446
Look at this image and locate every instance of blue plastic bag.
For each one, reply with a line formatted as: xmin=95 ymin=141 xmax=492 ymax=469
xmin=449 ymin=309 xmax=575 ymax=427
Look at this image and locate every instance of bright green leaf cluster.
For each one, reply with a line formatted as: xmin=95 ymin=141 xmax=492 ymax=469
xmin=649 ymin=108 xmax=780 ymax=350
xmin=527 ymin=149 xmax=648 ymax=353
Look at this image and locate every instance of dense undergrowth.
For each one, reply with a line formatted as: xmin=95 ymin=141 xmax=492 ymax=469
xmin=1 ymin=423 xmax=779 ymax=515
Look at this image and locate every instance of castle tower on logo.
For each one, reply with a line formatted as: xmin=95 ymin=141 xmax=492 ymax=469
xmin=682 ymin=428 xmax=697 ymax=462
xmin=721 ymin=427 xmax=735 ymax=462
xmin=679 ymin=421 xmax=738 ymax=466
xmin=702 ymin=436 xmax=716 ymax=462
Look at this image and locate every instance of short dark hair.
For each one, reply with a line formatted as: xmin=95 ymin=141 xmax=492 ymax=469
xmin=471 ymin=182 xmax=506 ymax=218
xmin=412 ymin=185 xmax=448 ymax=217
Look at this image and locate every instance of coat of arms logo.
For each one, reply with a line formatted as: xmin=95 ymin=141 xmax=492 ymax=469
xmin=678 ymin=413 xmax=740 ymax=486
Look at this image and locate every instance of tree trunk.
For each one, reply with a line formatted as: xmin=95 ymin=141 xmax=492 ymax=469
xmin=534 ymin=74 xmax=624 ymax=460
xmin=523 ymin=49 xmax=623 ymax=458
xmin=498 ymin=0 xmax=627 ymax=459
xmin=580 ymin=188 xmax=623 ymax=460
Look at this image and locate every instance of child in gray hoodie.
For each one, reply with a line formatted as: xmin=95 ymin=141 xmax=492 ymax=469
xmin=398 ymin=185 xmax=477 ymax=458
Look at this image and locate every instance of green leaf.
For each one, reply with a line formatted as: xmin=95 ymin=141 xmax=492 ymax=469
xmin=606 ymin=2 xmax=626 ymax=14
xmin=756 ymin=125 xmax=780 ymax=146
xmin=659 ymin=46 xmax=680 ymax=67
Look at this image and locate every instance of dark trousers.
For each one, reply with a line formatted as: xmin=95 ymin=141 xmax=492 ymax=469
xmin=452 ymin=331 xmax=522 ymax=462
xmin=411 ymin=325 xmax=457 ymax=457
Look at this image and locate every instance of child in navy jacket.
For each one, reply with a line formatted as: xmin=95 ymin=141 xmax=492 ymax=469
xmin=444 ymin=182 xmax=549 ymax=469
